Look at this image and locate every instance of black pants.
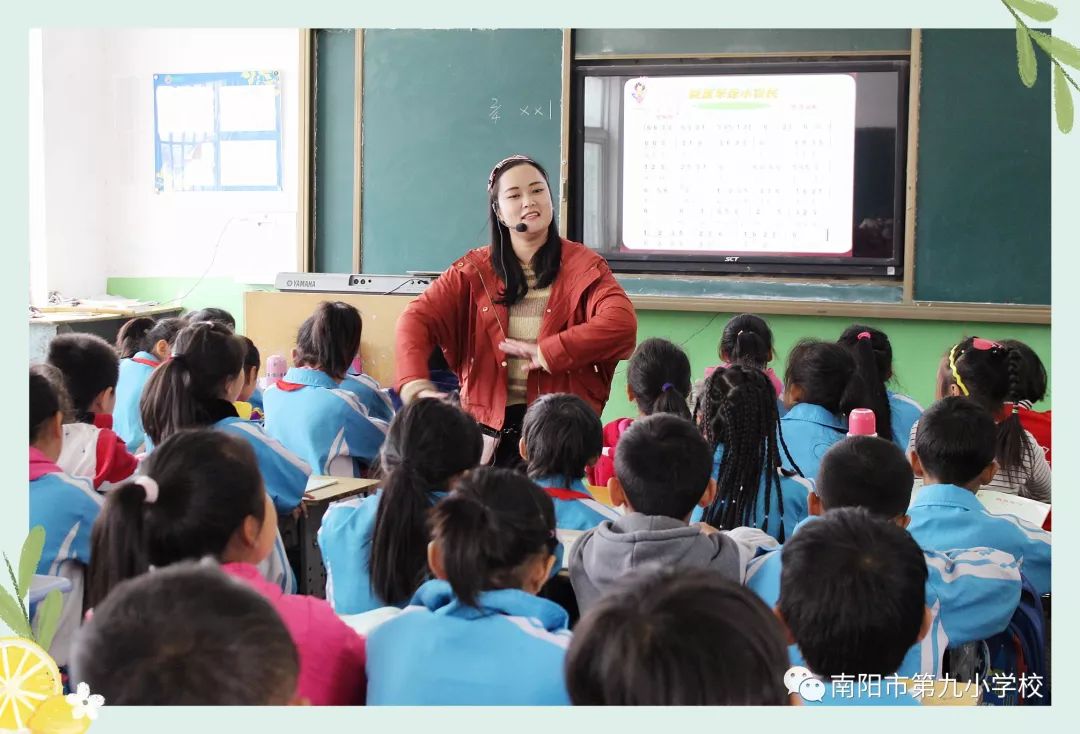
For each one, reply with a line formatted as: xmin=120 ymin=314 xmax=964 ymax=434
xmin=492 ymin=404 xmax=527 ymax=472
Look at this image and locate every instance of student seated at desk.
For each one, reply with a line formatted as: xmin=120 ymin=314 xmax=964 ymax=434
xmin=319 ymin=399 xmax=482 ymax=614
xmin=264 ymin=302 xmax=389 ymax=477
xmin=29 ymin=367 xmax=104 ymax=667
xmin=568 ymin=414 xmax=776 ymax=615
xmin=1000 ymin=339 xmax=1051 ymax=466
xmin=141 ymin=321 xmax=310 ymax=514
xmin=745 ymin=435 xmax=1022 ymax=679
xmin=779 ymin=339 xmax=872 ymax=479
xmin=838 ymin=325 xmax=922 ymax=450
xmin=566 ymin=568 xmax=793 ymax=706
xmin=47 ymin=334 xmax=138 ymax=491
xmin=113 ymin=316 xmax=185 ymax=452
xmin=693 ymin=365 xmax=813 ymax=542
xmin=234 ymin=336 xmax=264 ymax=422
xmin=587 ymin=338 xmax=692 ymax=489
xmin=777 ymin=508 xmax=930 ymax=705
xmin=186 ymin=306 xmax=236 ymax=331
xmin=910 ymin=338 xmax=1051 ymax=501
xmin=703 ymin=314 xmax=786 ymax=413
xmin=85 ymin=430 xmax=365 ymax=705
xmin=521 ymin=393 xmax=619 ymax=533
xmin=908 ymin=397 xmax=1051 ymax=596
xmin=365 ymin=468 xmax=570 ymax=705
xmin=73 ymin=563 xmax=301 ymax=705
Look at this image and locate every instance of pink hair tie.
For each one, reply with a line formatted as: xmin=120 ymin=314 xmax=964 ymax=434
xmin=857 ymin=331 xmax=872 ymax=341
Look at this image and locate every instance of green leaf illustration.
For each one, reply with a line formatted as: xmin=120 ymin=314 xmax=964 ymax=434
xmin=0 ymin=586 xmax=33 ymax=638
xmin=34 ymin=589 xmax=63 ymax=652
xmin=1005 ymin=0 xmax=1059 ymax=23
xmin=1017 ymin=22 xmax=1038 ymax=87
xmin=1032 ymin=31 xmax=1080 ymax=71
xmin=19 ymin=526 xmax=46 ymax=599
xmin=1054 ymin=64 xmax=1074 ymax=133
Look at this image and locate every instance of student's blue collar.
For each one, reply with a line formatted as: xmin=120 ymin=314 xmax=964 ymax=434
xmin=790 ymin=514 xmax=821 ymax=537
xmin=409 ymin=579 xmax=569 ymax=631
xmin=282 ymin=366 xmax=340 ymax=389
xmin=781 ymin=402 xmax=847 ymax=431
xmin=910 ymin=483 xmax=983 ymax=511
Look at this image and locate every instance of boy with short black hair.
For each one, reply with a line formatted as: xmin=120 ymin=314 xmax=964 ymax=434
xmin=566 ymin=567 xmax=792 ymax=706
xmin=908 ymin=397 xmax=1051 ymax=595
xmin=778 ymin=507 xmax=928 ymax=705
xmin=71 ymin=562 xmax=301 ymax=705
xmin=521 ymin=393 xmax=619 ymax=532
xmin=747 ymin=435 xmax=1021 ymax=679
xmin=47 ymin=333 xmax=138 ymax=490
xmin=568 ymin=413 xmax=774 ymax=613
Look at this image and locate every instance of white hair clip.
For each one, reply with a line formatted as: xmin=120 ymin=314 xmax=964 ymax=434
xmin=133 ymin=475 xmax=160 ymax=504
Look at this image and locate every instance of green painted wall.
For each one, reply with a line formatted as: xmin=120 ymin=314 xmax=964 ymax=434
xmin=600 ymin=310 xmax=1051 ymax=423
xmin=106 ymin=277 xmax=270 ymax=334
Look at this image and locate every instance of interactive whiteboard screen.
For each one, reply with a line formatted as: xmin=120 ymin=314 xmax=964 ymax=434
xmin=621 ymin=74 xmax=856 ymax=255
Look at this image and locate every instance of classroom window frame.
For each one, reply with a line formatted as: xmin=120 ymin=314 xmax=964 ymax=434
xmin=568 ymin=57 xmax=911 ymax=278
xmin=153 ymin=70 xmax=284 ymax=193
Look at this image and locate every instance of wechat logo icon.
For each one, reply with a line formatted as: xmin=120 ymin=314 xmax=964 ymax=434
xmin=784 ymin=666 xmax=826 ymax=702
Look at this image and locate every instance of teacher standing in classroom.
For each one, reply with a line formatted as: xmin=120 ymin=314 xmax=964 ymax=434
xmin=395 ymin=154 xmax=638 ymax=467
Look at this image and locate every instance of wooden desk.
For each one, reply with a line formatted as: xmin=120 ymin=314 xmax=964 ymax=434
xmin=30 ymin=306 xmax=183 ymax=362
xmin=280 ymin=476 xmax=379 ymax=597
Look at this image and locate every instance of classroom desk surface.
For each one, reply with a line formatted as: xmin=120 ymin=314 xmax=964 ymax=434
xmin=303 ymin=476 xmax=379 ymax=504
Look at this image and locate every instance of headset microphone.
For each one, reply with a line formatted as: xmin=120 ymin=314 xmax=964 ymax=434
xmin=514 ymin=223 xmax=528 ymax=232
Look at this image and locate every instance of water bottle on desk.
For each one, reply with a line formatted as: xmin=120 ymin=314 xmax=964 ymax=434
xmin=848 ymin=408 xmax=877 ymax=437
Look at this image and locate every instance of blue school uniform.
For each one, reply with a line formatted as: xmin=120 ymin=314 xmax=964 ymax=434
xmin=778 ymin=403 xmax=847 ymax=479
xmin=114 ymin=351 xmax=160 ymax=452
xmin=263 ymin=367 xmax=390 ymax=477
xmin=907 ymin=483 xmax=1051 ymax=596
xmin=690 ymin=446 xmax=814 ymax=540
xmin=214 ymin=417 xmax=311 ymax=513
xmin=339 ymin=372 xmax=396 ymax=424
xmin=887 ymin=391 xmax=923 ymax=449
xmin=745 ymin=516 xmax=1023 ymax=679
xmin=366 ymin=579 xmax=572 ymax=705
xmin=29 ymin=452 xmax=104 ymax=575
xmin=318 ymin=489 xmax=448 ymax=614
xmin=532 ymin=476 xmax=620 ymax=531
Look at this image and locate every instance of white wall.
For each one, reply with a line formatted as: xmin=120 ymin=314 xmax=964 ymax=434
xmin=37 ymin=29 xmax=110 ymax=300
xmin=34 ymin=28 xmax=301 ymax=300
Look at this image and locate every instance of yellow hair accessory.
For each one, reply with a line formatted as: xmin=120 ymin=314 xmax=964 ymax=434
xmin=948 ymin=344 xmax=971 ymax=397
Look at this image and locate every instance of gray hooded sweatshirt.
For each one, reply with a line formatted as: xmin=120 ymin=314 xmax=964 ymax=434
xmin=568 ymin=512 xmax=775 ymax=613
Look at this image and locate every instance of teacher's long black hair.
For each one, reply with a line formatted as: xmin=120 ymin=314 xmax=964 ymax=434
xmin=487 ymin=155 xmax=562 ymax=306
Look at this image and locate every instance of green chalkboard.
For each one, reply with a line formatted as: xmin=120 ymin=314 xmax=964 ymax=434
xmin=360 ymin=29 xmax=564 ymax=274
xmin=313 ymin=29 xmax=358 ymax=274
xmin=914 ymin=30 xmax=1050 ymax=305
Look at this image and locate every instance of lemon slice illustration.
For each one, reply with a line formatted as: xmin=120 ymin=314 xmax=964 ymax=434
xmin=27 ymin=694 xmax=91 ymax=734
xmin=0 ymin=637 xmax=62 ymax=732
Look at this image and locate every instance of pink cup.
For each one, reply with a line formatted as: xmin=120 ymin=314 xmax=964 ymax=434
xmin=848 ymin=408 xmax=877 ymax=437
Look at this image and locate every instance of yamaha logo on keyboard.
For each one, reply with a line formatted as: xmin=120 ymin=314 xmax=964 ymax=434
xmin=287 ymin=279 xmax=317 ymax=288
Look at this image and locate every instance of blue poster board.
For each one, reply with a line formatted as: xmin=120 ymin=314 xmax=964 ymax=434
xmin=153 ymin=70 xmax=283 ymax=192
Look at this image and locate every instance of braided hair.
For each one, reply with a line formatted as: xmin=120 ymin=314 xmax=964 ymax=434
xmin=694 ymin=366 xmax=802 ymax=541
xmin=941 ymin=337 xmax=1032 ymax=483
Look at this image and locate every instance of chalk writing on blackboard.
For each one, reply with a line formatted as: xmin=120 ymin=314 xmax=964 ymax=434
xmin=489 ymin=98 xmax=502 ymax=124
